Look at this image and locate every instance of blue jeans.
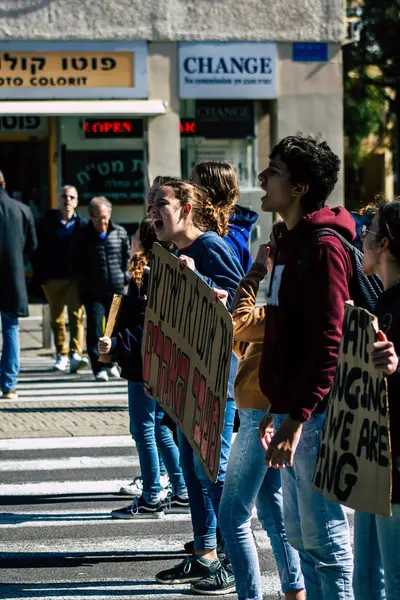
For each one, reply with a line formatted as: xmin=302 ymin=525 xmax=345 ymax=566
xmin=0 ymin=312 xmax=20 ymax=393
xmin=178 ymin=396 xmax=236 ymax=551
xmin=128 ymin=381 xmax=187 ymax=504
xmin=353 ymin=504 xmax=400 ymax=600
xmin=219 ymin=409 xmax=304 ymax=600
xmin=273 ymin=413 xmax=354 ymax=600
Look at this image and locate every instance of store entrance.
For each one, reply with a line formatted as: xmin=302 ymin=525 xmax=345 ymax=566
xmin=0 ymin=139 xmax=49 ymax=220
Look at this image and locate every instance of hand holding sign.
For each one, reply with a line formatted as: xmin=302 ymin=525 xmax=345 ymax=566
xmin=255 ymin=243 xmax=272 ymax=271
xmin=211 ymin=288 xmax=229 ymax=306
xmin=265 ymin=416 xmax=303 ymax=468
xmin=178 ymin=255 xmax=196 ymax=271
xmin=98 ymin=336 xmax=112 ymax=354
xmin=372 ymin=330 xmax=399 ymax=375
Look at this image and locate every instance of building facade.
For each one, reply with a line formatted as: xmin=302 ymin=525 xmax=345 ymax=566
xmin=0 ymin=0 xmax=345 ymax=247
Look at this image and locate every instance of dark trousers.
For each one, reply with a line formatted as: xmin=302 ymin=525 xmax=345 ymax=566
xmin=84 ymin=296 xmax=115 ymax=375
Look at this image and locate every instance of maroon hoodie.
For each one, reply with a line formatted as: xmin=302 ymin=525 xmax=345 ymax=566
xmin=259 ymin=206 xmax=356 ymax=421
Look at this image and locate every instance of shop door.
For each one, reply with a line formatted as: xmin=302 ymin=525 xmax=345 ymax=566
xmin=0 ymin=140 xmax=49 ymax=219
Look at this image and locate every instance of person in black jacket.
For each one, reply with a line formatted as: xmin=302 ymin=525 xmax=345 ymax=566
xmin=353 ymin=200 xmax=400 ymax=600
xmin=34 ymin=185 xmax=88 ymax=374
xmin=98 ymin=217 xmax=188 ymax=518
xmin=0 ymin=170 xmax=37 ymax=399
xmin=72 ymin=196 xmax=130 ymax=382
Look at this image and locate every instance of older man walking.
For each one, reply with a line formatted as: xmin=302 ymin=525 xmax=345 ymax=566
xmin=34 ymin=185 xmax=88 ymax=373
xmin=0 ymin=170 xmax=37 ymax=399
xmin=72 ymin=197 xmax=130 ymax=382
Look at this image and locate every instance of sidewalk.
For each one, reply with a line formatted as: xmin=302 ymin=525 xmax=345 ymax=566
xmin=0 ymin=354 xmax=129 ymax=440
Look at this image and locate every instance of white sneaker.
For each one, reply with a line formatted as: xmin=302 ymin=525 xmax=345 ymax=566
xmin=54 ymin=354 xmax=68 ymax=372
xmin=119 ymin=474 xmax=170 ymax=496
xmin=109 ymin=365 xmax=121 ymax=379
xmin=95 ymin=370 xmax=109 ymax=382
xmin=70 ymin=353 xmax=89 ymax=374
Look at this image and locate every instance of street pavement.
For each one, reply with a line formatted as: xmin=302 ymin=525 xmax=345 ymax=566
xmin=0 ymin=355 xmax=354 ymax=600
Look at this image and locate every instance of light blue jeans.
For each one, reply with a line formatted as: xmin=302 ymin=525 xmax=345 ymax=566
xmin=273 ymin=413 xmax=354 ymax=600
xmin=219 ymin=409 xmax=304 ymax=600
xmin=0 ymin=312 xmax=20 ymax=393
xmin=128 ymin=381 xmax=187 ymax=504
xmin=353 ymin=504 xmax=400 ymax=600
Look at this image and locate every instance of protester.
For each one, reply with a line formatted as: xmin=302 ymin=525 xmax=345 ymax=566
xmin=98 ymin=217 xmax=188 ymax=518
xmin=151 ymin=180 xmax=244 ymax=595
xmin=219 ymin=223 xmax=305 ymax=600
xmin=146 ymin=175 xmax=179 ymax=214
xmin=72 ymin=197 xmax=130 ymax=382
xmin=352 ymin=200 xmax=400 ymax=600
xmin=0 ymin=170 xmax=37 ymax=399
xmin=190 ymin=160 xmax=258 ymax=272
xmin=258 ymin=136 xmax=355 ymax=599
xmin=34 ymin=185 xmax=88 ymax=373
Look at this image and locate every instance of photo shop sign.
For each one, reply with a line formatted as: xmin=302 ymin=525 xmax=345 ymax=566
xmin=313 ymin=302 xmax=392 ymax=516
xmin=141 ymin=244 xmax=233 ymax=482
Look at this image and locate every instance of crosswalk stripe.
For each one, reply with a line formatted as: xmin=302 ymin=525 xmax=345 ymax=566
xmin=0 ymin=480 xmax=131 ymax=495
xmin=0 ymin=455 xmax=138 ymax=471
xmin=0 ymin=435 xmax=133 ymax=451
xmin=0 ymin=535 xmax=190 ymax=552
xmin=0 ymin=512 xmax=192 ymax=528
xmin=3 ymin=394 xmax=128 ymax=402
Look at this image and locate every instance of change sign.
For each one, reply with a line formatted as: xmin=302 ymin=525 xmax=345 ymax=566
xmin=313 ymin=302 xmax=392 ymax=516
xmin=142 ymin=244 xmax=233 ymax=482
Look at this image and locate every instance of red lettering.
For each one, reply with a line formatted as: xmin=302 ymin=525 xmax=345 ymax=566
xmin=121 ymin=121 xmax=132 ymax=133
xmin=207 ymin=394 xmax=221 ymax=476
xmin=186 ymin=121 xmax=196 ymax=134
xmin=176 ymin=353 xmax=189 ymax=421
xmin=155 ymin=321 xmax=165 ymax=398
xmin=142 ymin=321 xmax=154 ymax=383
xmin=160 ymin=336 xmax=172 ymax=405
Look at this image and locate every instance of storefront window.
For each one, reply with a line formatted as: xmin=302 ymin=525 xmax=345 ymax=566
xmin=180 ymin=100 xmax=257 ymax=189
xmin=60 ymin=116 xmax=145 ymax=205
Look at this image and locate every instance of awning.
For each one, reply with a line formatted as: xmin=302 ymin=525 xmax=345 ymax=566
xmin=0 ymin=99 xmax=167 ymax=116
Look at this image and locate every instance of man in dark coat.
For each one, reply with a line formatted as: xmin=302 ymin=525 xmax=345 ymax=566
xmin=72 ymin=196 xmax=130 ymax=382
xmin=0 ymin=170 xmax=37 ymax=399
xmin=34 ymin=185 xmax=88 ymax=374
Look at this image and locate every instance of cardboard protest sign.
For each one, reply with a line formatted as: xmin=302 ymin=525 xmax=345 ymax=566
xmin=98 ymin=294 xmax=123 ymax=364
xmin=313 ymin=302 xmax=392 ymax=516
xmin=141 ymin=244 xmax=233 ymax=482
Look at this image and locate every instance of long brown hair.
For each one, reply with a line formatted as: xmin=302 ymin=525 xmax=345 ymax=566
xmin=129 ymin=218 xmax=174 ymax=286
xmin=190 ymin=161 xmax=239 ymax=236
xmin=159 ymin=180 xmax=226 ymax=237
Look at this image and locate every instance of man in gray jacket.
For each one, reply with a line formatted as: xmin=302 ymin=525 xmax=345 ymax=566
xmin=0 ymin=170 xmax=37 ymax=399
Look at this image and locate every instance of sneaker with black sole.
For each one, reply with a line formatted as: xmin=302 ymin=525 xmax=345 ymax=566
xmin=191 ymin=562 xmax=236 ymax=595
xmin=162 ymin=491 xmax=190 ymax=513
xmin=110 ymin=496 xmax=164 ymax=519
xmin=184 ymin=540 xmax=226 ymax=559
xmin=119 ymin=474 xmax=170 ymax=496
xmin=156 ymin=555 xmax=220 ymax=585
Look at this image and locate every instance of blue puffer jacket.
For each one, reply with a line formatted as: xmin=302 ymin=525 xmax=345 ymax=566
xmin=226 ymin=205 xmax=259 ymax=272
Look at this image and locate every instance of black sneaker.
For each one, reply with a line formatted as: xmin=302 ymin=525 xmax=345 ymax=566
xmin=162 ymin=491 xmax=190 ymax=513
xmin=191 ymin=562 xmax=236 ymax=595
xmin=184 ymin=540 xmax=226 ymax=559
xmin=156 ymin=555 xmax=220 ymax=585
xmin=111 ymin=497 xmax=164 ymax=519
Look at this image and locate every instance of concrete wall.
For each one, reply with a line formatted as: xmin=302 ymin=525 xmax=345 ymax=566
xmin=0 ymin=0 xmax=345 ymax=42
xmin=275 ymin=43 xmax=344 ymax=206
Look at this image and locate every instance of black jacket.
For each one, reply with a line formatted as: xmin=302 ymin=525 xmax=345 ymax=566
xmin=111 ymin=269 xmax=148 ymax=382
xmin=0 ymin=189 xmax=37 ymax=317
xmin=72 ymin=219 xmax=130 ymax=298
xmin=375 ymin=283 xmax=400 ymax=504
xmin=34 ymin=210 xmax=82 ymax=284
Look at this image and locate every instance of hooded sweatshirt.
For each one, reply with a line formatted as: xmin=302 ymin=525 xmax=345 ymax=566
xmin=226 ymin=205 xmax=259 ymax=272
xmin=259 ymin=206 xmax=356 ymax=421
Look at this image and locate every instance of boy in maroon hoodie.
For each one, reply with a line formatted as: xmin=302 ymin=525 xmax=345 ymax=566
xmin=258 ymin=136 xmax=355 ymax=600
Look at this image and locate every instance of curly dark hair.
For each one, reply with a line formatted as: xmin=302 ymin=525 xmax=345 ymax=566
xmin=270 ymin=136 xmax=341 ymax=213
xmin=375 ymin=199 xmax=400 ymax=263
xmin=129 ymin=218 xmax=174 ymax=286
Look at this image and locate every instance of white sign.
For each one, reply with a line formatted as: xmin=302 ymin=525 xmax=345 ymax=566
xmin=179 ymin=42 xmax=277 ymax=100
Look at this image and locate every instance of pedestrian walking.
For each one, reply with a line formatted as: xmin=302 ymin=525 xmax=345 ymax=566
xmin=34 ymin=185 xmax=88 ymax=373
xmin=99 ymin=217 xmax=188 ymax=518
xmin=219 ymin=224 xmax=305 ymax=600
xmin=353 ymin=200 xmax=400 ymax=600
xmin=0 ymin=170 xmax=37 ymax=399
xmin=151 ymin=180 xmax=244 ymax=595
xmin=258 ymin=136 xmax=355 ymax=600
xmin=72 ymin=196 xmax=130 ymax=382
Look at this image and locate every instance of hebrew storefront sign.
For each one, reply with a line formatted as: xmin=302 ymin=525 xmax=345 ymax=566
xmin=0 ymin=42 xmax=147 ymax=99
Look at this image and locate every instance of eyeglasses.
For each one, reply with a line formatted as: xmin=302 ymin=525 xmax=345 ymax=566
xmin=361 ymin=225 xmax=381 ymax=240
